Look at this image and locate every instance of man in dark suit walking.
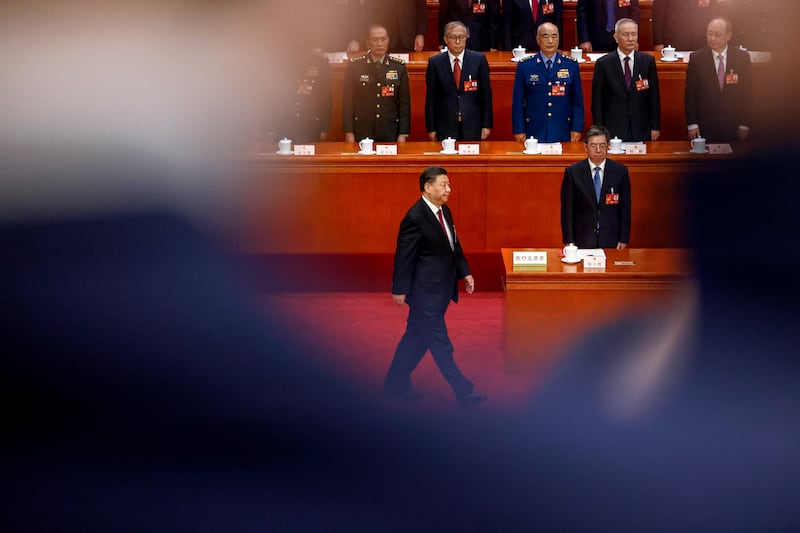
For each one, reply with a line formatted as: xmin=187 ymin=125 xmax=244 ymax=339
xmin=591 ymin=18 xmax=660 ymax=142
xmin=385 ymin=166 xmax=486 ymax=409
xmin=503 ymin=0 xmax=564 ymax=52
xmin=577 ymin=0 xmax=640 ymax=53
xmin=561 ymin=125 xmax=631 ymax=249
xmin=685 ymin=17 xmax=753 ymax=143
xmin=425 ymin=21 xmax=493 ymax=141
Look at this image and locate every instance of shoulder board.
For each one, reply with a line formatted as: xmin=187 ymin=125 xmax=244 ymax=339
xmin=388 ymin=56 xmax=405 ymax=64
xmin=518 ymin=55 xmax=535 ymax=63
xmin=349 ymin=54 xmax=368 ymax=63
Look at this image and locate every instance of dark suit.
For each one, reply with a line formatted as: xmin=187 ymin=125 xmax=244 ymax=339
xmin=652 ymin=0 xmax=718 ymax=51
xmin=576 ymin=0 xmax=640 ymax=52
xmin=425 ymin=50 xmax=493 ymax=141
xmin=684 ymin=46 xmax=753 ymax=142
xmin=385 ymin=198 xmax=474 ymax=398
xmin=561 ymin=158 xmax=631 ymax=247
xmin=503 ymin=0 xmax=564 ymax=51
xmin=280 ymin=50 xmax=331 ymax=143
xmin=511 ymin=52 xmax=584 ymax=142
xmin=438 ymin=0 xmax=500 ymax=51
xmin=342 ymin=54 xmax=411 ymax=142
xmin=591 ymin=50 xmax=660 ymax=141
xmin=365 ymin=0 xmax=428 ymax=52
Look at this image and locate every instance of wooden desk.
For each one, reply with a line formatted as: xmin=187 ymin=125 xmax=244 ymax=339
xmin=241 ymin=141 xmax=738 ymax=255
xmin=234 ymin=140 xmax=736 ymax=290
xmin=501 ymin=247 xmax=692 ymax=372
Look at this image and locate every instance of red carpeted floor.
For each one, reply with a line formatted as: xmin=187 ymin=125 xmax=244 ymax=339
xmin=260 ymin=292 xmax=543 ymax=413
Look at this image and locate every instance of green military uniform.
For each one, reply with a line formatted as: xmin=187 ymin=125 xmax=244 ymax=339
xmin=288 ymin=51 xmax=331 ymax=143
xmin=342 ymin=53 xmax=410 ymax=142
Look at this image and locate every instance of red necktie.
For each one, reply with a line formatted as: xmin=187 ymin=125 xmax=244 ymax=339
xmin=717 ymin=54 xmax=725 ymax=90
xmin=437 ymin=209 xmax=448 ymax=235
xmin=531 ymin=0 xmax=538 ymax=23
xmin=453 ymin=57 xmax=461 ymax=88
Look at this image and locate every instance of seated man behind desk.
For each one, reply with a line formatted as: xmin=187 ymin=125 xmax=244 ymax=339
xmin=425 ymin=21 xmax=493 ymax=141
xmin=591 ymin=18 xmax=660 ymax=142
xmin=342 ymin=25 xmax=410 ymax=143
xmin=561 ymin=125 xmax=631 ymax=249
xmin=512 ymin=22 xmax=583 ymax=144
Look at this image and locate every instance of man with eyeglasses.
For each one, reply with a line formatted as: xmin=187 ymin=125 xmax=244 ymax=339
xmin=591 ymin=18 xmax=660 ymax=142
xmin=560 ymin=125 xmax=631 ymax=249
xmin=684 ymin=17 xmax=753 ymax=142
xmin=425 ymin=21 xmax=493 ymax=141
xmin=342 ymin=24 xmax=411 ymax=143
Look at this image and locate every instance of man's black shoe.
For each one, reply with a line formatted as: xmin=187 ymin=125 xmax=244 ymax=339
xmin=457 ymin=392 xmax=487 ymax=409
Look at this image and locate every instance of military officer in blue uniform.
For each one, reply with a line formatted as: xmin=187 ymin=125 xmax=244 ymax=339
xmin=342 ymin=25 xmax=411 ymax=143
xmin=512 ymin=22 xmax=584 ymax=144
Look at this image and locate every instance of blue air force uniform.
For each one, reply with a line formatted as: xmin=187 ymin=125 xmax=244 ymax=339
xmin=511 ymin=53 xmax=584 ymax=142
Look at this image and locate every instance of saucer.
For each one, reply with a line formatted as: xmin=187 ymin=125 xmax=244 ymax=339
xmin=357 ymin=150 xmax=376 ymax=155
xmin=660 ymin=57 xmax=680 ymax=62
xmin=275 ymin=150 xmax=294 ymax=155
xmin=561 ymin=257 xmax=582 ymax=264
xmin=690 ymin=147 xmax=709 ymax=154
xmin=607 ymin=149 xmax=625 ymax=154
xmin=522 ymin=148 xmax=541 ymax=155
xmin=440 ymin=149 xmax=458 ymax=155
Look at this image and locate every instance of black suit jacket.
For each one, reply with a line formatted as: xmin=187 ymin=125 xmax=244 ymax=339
xmin=591 ymin=50 xmax=660 ymax=141
xmin=425 ymin=50 xmax=493 ymax=140
xmin=652 ymin=0 xmax=718 ymax=51
xmin=576 ymin=0 xmax=640 ymax=51
xmin=366 ymin=0 xmax=428 ymax=52
xmin=561 ymin=158 xmax=632 ymax=248
xmin=684 ymin=46 xmax=753 ymax=143
xmin=503 ymin=0 xmax=563 ymax=51
xmin=392 ymin=199 xmax=470 ymax=313
xmin=438 ymin=0 xmax=501 ymax=51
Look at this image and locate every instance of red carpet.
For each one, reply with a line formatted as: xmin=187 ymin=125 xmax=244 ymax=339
xmin=260 ymin=292 xmax=542 ymax=413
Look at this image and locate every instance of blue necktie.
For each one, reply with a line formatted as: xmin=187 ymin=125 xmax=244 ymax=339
xmin=546 ymin=58 xmax=552 ymax=72
xmin=593 ymin=167 xmax=601 ymax=202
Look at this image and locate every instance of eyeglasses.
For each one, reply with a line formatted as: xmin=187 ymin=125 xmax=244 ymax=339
xmin=445 ymin=34 xmax=467 ymax=42
xmin=706 ymin=31 xmax=728 ymax=38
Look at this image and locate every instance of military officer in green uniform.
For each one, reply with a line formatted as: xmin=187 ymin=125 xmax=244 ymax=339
xmin=342 ymin=25 xmax=411 ymax=143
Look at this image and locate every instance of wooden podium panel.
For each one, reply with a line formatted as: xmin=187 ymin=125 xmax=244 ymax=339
xmin=239 ymin=141 xmax=737 ymax=255
xmin=501 ymin=248 xmax=692 ymax=373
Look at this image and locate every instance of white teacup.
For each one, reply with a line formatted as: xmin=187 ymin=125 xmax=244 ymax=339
xmin=609 ymin=137 xmax=623 ymax=152
xmin=441 ymin=137 xmax=456 ymax=152
xmin=512 ymin=46 xmax=526 ymax=59
xmin=564 ymin=244 xmax=578 ymax=262
xmin=358 ymin=137 xmax=374 ymax=153
xmin=570 ymin=47 xmax=583 ymax=60
xmin=660 ymin=45 xmax=676 ymax=60
xmin=691 ymin=137 xmax=706 ymax=153
xmin=524 ymin=136 xmax=538 ymax=153
xmin=278 ymin=138 xmax=292 ymax=154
